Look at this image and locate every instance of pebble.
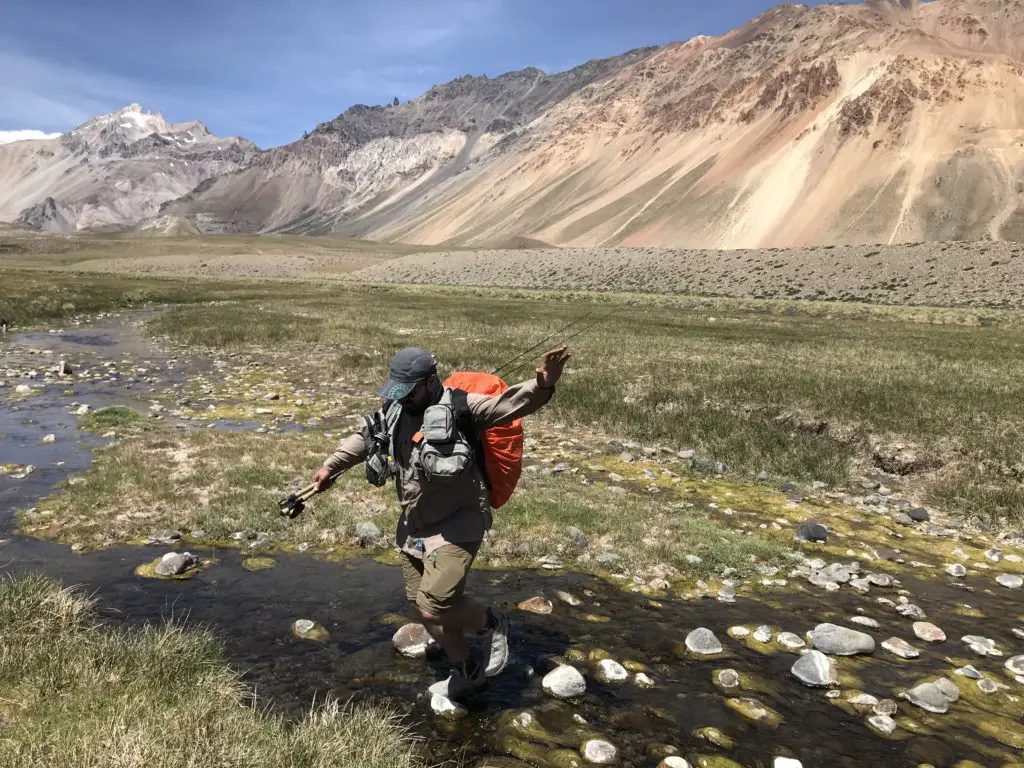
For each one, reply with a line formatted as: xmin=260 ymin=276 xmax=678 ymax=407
xmin=955 ymin=665 xmax=982 ymax=679
xmin=868 ymin=715 xmax=897 ymax=735
xmin=718 ymin=669 xmax=740 ymax=689
xmin=154 ymin=551 xmax=200 ymax=577
xmin=40 ymin=433 xmax=55 ymax=443
xmin=849 ymin=616 xmax=880 ymax=628
xmin=809 ymin=623 xmax=876 ymax=655
xmin=873 ymin=699 xmax=898 ymax=716
xmin=791 ymin=650 xmax=838 ymax=687
xmin=392 ymin=623 xmax=437 ymax=658
xmin=996 ymin=574 xmax=1023 ymax=589
xmin=542 ymin=665 xmax=587 ymax=699
xmin=581 ymin=739 xmax=618 ymax=765
xmin=913 ymin=622 xmax=946 ymax=643
xmin=1005 ymin=655 xmax=1024 ymax=677
xmin=796 ymin=522 xmax=828 ymax=543
xmin=430 ymin=694 xmax=467 ymax=719
xmin=555 ymin=590 xmax=583 ymax=606
xmin=660 ymin=759 xmax=690 ymax=768
xmin=634 ymin=672 xmax=655 ymax=688
xmin=753 ymin=625 xmax=774 ymax=643
xmin=977 ymin=678 xmax=1000 ymax=694
xmin=849 ymin=693 xmax=878 ymax=709
xmin=962 ymin=635 xmax=999 ymax=657
xmin=985 ymin=548 xmax=1003 ymax=563
xmin=900 ymin=678 xmax=959 ymax=714
xmin=774 ymin=759 xmax=802 ymax=768
xmin=291 ymin=619 xmax=329 ymax=642
xmin=596 ymin=659 xmax=629 ymax=683
xmin=729 ymin=626 xmax=750 ymax=638
xmin=882 ymin=637 xmax=920 ymax=659
xmin=896 ymin=603 xmax=926 ymax=620
xmin=776 ymin=632 xmax=806 ymax=650
xmin=518 ymin=596 xmax=554 ymax=614
xmin=945 ymin=564 xmax=967 ymax=578
xmin=685 ymin=628 xmax=723 ymax=655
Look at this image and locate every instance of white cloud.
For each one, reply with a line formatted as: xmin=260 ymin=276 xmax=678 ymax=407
xmin=0 ymin=129 xmax=62 ymax=145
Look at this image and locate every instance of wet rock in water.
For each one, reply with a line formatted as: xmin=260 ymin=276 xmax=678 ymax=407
xmin=848 ymin=693 xmax=879 ymax=711
xmin=596 ymin=659 xmax=629 ymax=683
xmin=977 ymin=678 xmax=1000 ymax=694
xmin=881 ymin=637 xmax=920 ymax=659
xmin=694 ymin=727 xmax=734 ymax=750
xmin=75 ymin=404 xmax=90 ymax=415
xmin=912 ymin=622 xmax=946 ymax=643
xmin=984 ymin=547 xmax=1003 ymax=563
xmin=1013 ymin=628 xmax=1024 ymax=640
xmin=896 ymin=603 xmax=926 ymax=620
xmin=907 ymin=507 xmax=930 ymax=522
xmin=900 ymin=678 xmax=959 ymax=714
xmin=291 ymin=619 xmax=329 ymax=642
xmin=659 ymin=758 xmax=691 ymax=768
xmin=518 ymin=596 xmax=554 ymax=614
xmin=634 ymin=672 xmax=655 ymax=688
xmin=543 ymin=665 xmax=586 ymax=699
xmin=392 ymin=623 xmax=437 ymax=658
xmin=776 ymin=632 xmax=805 ymax=650
xmin=431 ymin=694 xmax=467 ymax=719
xmin=774 ymin=759 xmax=803 ymax=768
xmin=945 ymin=564 xmax=967 ymax=578
xmin=809 ymin=624 xmax=875 ymax=655
xmin=955 ymin=665 xmax=982 ymax=679
xmin=40 ymin=433 xmax=55 ymax=443
xmin=725 ymin=697 xmax=782 ymax=727
xmin=685 ymin=628 xmax=723 ymax=656
xmin=868 ymin=715 xmax=897 ymax=735
xmin=147 ymin=529 xmax=181 ymax=545
xmin=566 ymin=526 xmax=589 ymax=549
xmin=70 ymin=542 xmax=84 ymax=552
xmin=580 ymin=739 xmax=618 ymax=765
xmin=297 ymin=542 xmax=311 ymax=552
xmin=717 ymin=669 xmax=740 ymax=689
xmin=717 ymin=585 xmax=736 ymax=603
xmin=791 ymin=650 xmax=838 ymax=687
xmin=795 ymin=522 xmax=828 ymax=543
xmin=849 ymin=616 xmax=880 ymax=629
xmin=996 ymin=573 xmax=1023 ymax=589
xmin=15 ymin=384 xmax=31 ymax=395
xmin=728 ymin=626 xmax=750 ymax=638
xmin=866 ymin=573 xmax=893 ymax=587
xmin=873 ymin=699 xmax=897 ymax=716
xmin=555 ymin=590 xmax=582 ymax=607
xmin=154 ymin=551 xmax=200 ymax=577
xmin=962 ymin=635 xmax=999 ymax=656
xmin=849 ymin=577 xmax=871 ymax=593
xmin=355 ymin=521 xmax=381 ymax=545
xmin=1004 ymin=655 xmax=1024 ymax=677
xmin=753 ymin=626 xmax=774 ymax=643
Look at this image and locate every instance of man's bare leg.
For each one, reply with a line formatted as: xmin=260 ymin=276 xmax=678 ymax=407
xmin=415 ymin=596 xmax=488 ymax=663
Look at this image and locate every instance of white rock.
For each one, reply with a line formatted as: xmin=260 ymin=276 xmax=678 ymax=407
xmin=945 ymin=564 xmax=967 ymax=578
xmin=881 ymin=637 xmax=920 ymax=659
xmin=392 ymin=623 xmax=437 ymax=658
xmin=1005 ymin=655 xmax=1024 ymax=677
xmin=791 ymin=650 xmax=838 ymax=687
xmin=868 ymin=715 xmax=897 ymax=734
xmin=596 ymin=659 xmax=629 ymax=683
xmin=774 ymin=759 xmax=803 ymax=768
xmin=660 ymin=759 xmax=691 ymax=768
xmin=912 ymin=622 xmax=946 ymax=643
xmin=776 ymin=632 xmax=806 ymax=650
xmin=40 ymin=433 xmax=56 ymax=443
xmin=809 ymin=623 xmax=875 ymax=655
xmin=849 ymin=616 xmax=880 ymax=628
xmin=75 ymin=404 xmax=90 ymax=415
xmin=729 ymin=626 xmax=750 ymax=637
xmin=542 ymin=665 xmax=586 ymax=699
xmin=996 ymin=574 xmax=1023 ymax=589
xmin=685 ymin=628 xmax=723 ymax=655
xmin=430 ymin=694 xmax=466 ymax=719
xmin=634 ymin=672 xmax=655 ymax=688
xmin=753 ymin=625 xmax=774 ymax=643
xmin=581 ymin=739 xmax=618 ymax=765
xmin=15 ymin=384 xmax=31 ymax=394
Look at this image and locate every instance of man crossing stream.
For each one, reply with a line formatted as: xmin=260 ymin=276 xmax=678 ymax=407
xmin=309 ymin=345 xmax=571 ymax=700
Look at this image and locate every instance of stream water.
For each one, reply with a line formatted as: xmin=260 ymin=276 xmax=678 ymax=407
xmin=2 ymin=312 xmax=1022 ymax=768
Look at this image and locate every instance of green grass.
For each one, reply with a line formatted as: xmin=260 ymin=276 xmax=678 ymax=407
xmin=79 ymin=406 xmax=144 ymax=433
xmin=0 ymin=573 xmax=425 ymax=768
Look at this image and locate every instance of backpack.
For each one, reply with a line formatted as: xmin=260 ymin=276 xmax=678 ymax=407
xmin=444 ymin=371 xmax=524 ymax=509
xmin=361 ymin=372 xmax=524 ymax=509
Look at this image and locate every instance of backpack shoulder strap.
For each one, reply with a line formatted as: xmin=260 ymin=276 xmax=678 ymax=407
xmin=449 ymin=388 xmax=488 ymax=488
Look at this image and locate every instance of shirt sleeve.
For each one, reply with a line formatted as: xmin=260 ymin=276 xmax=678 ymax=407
xmin=323 ymin=432 xmax=369 ymax=472
xmin=466 ymin=377 xmax=555 ymax=430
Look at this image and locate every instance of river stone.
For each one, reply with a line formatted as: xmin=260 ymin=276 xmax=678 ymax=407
xmin=431 ymin=694 xmax=467 ymax=719
xmin=977 ymin=678 xmax=1000 ymax=694
xmin=154 ymin=551 xmax=199 ymax=577
xmin=869 ymin=715 xmax=897 ymax=735
xmin=867 ymin=573 xmax=893 ymax=587
xmin=849 ymin=578 xmax=871 ymax=593
xmin=660 ymin=759 xmax=691 ymax=768
xmin=882 ymin=637 xmax=920 ymax=659
xmin=825 ymin=563 xmax=852 ymax=584
xmin=945 ymin=564 xmax=967 ymax=578
xmin=896 ymin=603 xmax=926 ymax=619
xmin=685 ymin=628 xmax=723 ymax=655
xmin=595 ymin=553 xmax=620 ymax=565
xmin=566 ymin=526 xmax=589 ymax=549
xmin=40 ymin=433 xmax=55 ymax=443
xmin=796 ymin=522 xmax=828 ymax=543
xmin=901 ymin=679 xmax=959 ymax=714
xmin=355 ymin=521 xmax=380 ymax=545
xmin=955 ymin=665 xmax=982 ymax=679
xmin=718 ymin=669 xmax=740 ymax=689
xmin=849 ymin=693 xmax=879 ymax=710
xmin=15 ymin=384 xmax=31 ymax=394
xmin=753 ymin=625 xmax=774 ymax=643
xmin=850 ymin=616 xmax=880 ymax=628
xmin=777 ymin=632 xmax=806 ymax=650
xmin=985 ymin=548 xmax=1003 ymax=563
xmin=1005 ymin=655 xmax=1024 ymax=676
xmin=291 ymin=619 xmax=329 ymax=642
xmin=774 ymin=759 xmax=802 ymax=768
xmin=726 ymin=697 xmax=782 ymax=726
xmin=392 ymin=623 xmax=437 ymax=658
xmin=913 ymin=622 xmax=946 ymax=643
xmin=543 ymin=665 xmax=586 ymax=699
xmin=596 ymin=659 xmax=629 ymax=683
xmin=873 ymin=699 xmax=897 ymax=716
xmin=555 ymin=590 xmax=582 ymax=606
xmin=634 ymin=672 xmax=655 ymax=688
xmin=907 ymin=508 xmax=930 ymax=522
xmin=791 ymin=650 xmax=838 ymax=687
xmin=962 ymin=635 xmax=998 ymax=656
xmin=996 ymin=574 xmax=1023 ymax=589
xmin=717 ymin=585 xmax=736 ymax=603
xmin=729 ymin=626 xmax=750 ymax=638
xmin=809 ymin=624 xmax=876 ymax=655
xmin=581 ymin=739 xmax=617 ymax=765
xmin=518 ymin=596 xmax=554 ymax=614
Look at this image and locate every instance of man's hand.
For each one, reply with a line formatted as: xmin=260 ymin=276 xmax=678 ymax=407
xmin=312 ymin=467 xmax=333 ymax=492
xmin=536 ymin=345 xmax=571 ymax=388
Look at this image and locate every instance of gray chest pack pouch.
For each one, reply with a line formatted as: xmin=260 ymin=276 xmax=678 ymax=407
xmin=362 ymin=402 xmax=402 ymax=487
xmin=412 ymin=388 xmax=476 ymax=484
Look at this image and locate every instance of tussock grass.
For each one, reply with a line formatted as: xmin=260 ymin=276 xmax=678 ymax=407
xmin=79 ymin=406 xmax=144 ymax=433
xmin=0 ymin=573 xmax=425 ymax=768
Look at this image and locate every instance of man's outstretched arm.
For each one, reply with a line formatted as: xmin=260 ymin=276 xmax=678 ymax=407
xmin=312 ymin=433 xmax=368 ymax=490
xmin=468 ymin=346 xmax=571 ymax=429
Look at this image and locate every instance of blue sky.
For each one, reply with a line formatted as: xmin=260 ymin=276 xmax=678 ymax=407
xmin=1 ymin=0 xmax=857 ymax=149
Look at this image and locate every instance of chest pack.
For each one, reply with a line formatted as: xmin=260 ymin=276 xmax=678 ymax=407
xmin=360 ymin=371 xmax=524 ymax=509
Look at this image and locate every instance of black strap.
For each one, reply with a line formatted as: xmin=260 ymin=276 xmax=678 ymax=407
xmin=450 ymin=388 xmax=489 ymax=489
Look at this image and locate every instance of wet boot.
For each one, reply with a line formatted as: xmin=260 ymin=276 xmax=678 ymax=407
xmin=428 ymin=647 xmax=486 ymax=701
xmin=477 ymin=606 xmax=510 ymax=677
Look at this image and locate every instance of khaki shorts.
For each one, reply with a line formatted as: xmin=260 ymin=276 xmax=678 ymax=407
xmin=401 ymin=541 xmax=481 ymax=617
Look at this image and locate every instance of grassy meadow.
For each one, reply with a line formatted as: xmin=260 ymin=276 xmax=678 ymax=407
xmin=0 ymin=574 xmax=425 ymax=768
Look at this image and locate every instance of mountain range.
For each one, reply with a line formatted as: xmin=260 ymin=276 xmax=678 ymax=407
xmin=3 ymin=0 xmax=1023 ymax=247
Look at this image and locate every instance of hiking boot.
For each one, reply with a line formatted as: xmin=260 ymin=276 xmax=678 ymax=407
xmin=481 ymin=607 xmax=510 ymax=677
xmin=428 ymin=653 xmax=486 ymax=701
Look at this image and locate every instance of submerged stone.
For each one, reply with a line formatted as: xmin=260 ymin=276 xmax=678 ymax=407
xmin=291 ymin=619 xmax=329 ymax=642
xmin=543 ymin=665 xmax=586 ymax=699
xmin=555 ymin=590 xmax=583 ymax=606
xmin=518 ymin=596 xmax=554 ymax=614
xmin=912 ymin=622 xmax=946 ymax=643
xmin=685 ymin=628 xmax=723 ymax=655
xmin=868 ymin=715 xmax=897 ymax=735
xmin=1005 ymin=655 xmax=1024 ymax=677
xmin=717 ymin=669 xmax=740 ymax=689
xmin=724 ymin=697 xmax=782 ymax=727
xmin=580 ymin=739 xmax=618 ymax=765
xmin=776 ymin=632 xmax=805 ymax=650
xmin=431 ymin=694 xmax=467 ymax=719
xmin=392 ymin=623 xmax=437 ymax=658
xmin=694 ymin=727 xmax=734 ymax=750
xmin=596 ymin=659 xmax=629 ymax=683
xmin=882 ymin=637 xmax=920 ymax=659
xmin=900 ymin=679 xmax=959 ymax=714
xmin=873 ymin=699 xmax=897 ymax=716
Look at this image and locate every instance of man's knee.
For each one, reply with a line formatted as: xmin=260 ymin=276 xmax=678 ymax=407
xmin=415 ymin=590 xmax=458 ymax=621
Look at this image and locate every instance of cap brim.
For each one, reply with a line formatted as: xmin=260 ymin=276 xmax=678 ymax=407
xmin=380 ymin=378 xmax=418 ymax=401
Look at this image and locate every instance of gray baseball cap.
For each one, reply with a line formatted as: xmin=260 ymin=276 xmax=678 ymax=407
xmin=379 ymin=347 xmax=437 ymax=400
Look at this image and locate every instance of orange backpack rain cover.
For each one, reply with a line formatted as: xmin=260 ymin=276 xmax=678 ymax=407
xmin=443 ymin=371 xmax=524 ymax=509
